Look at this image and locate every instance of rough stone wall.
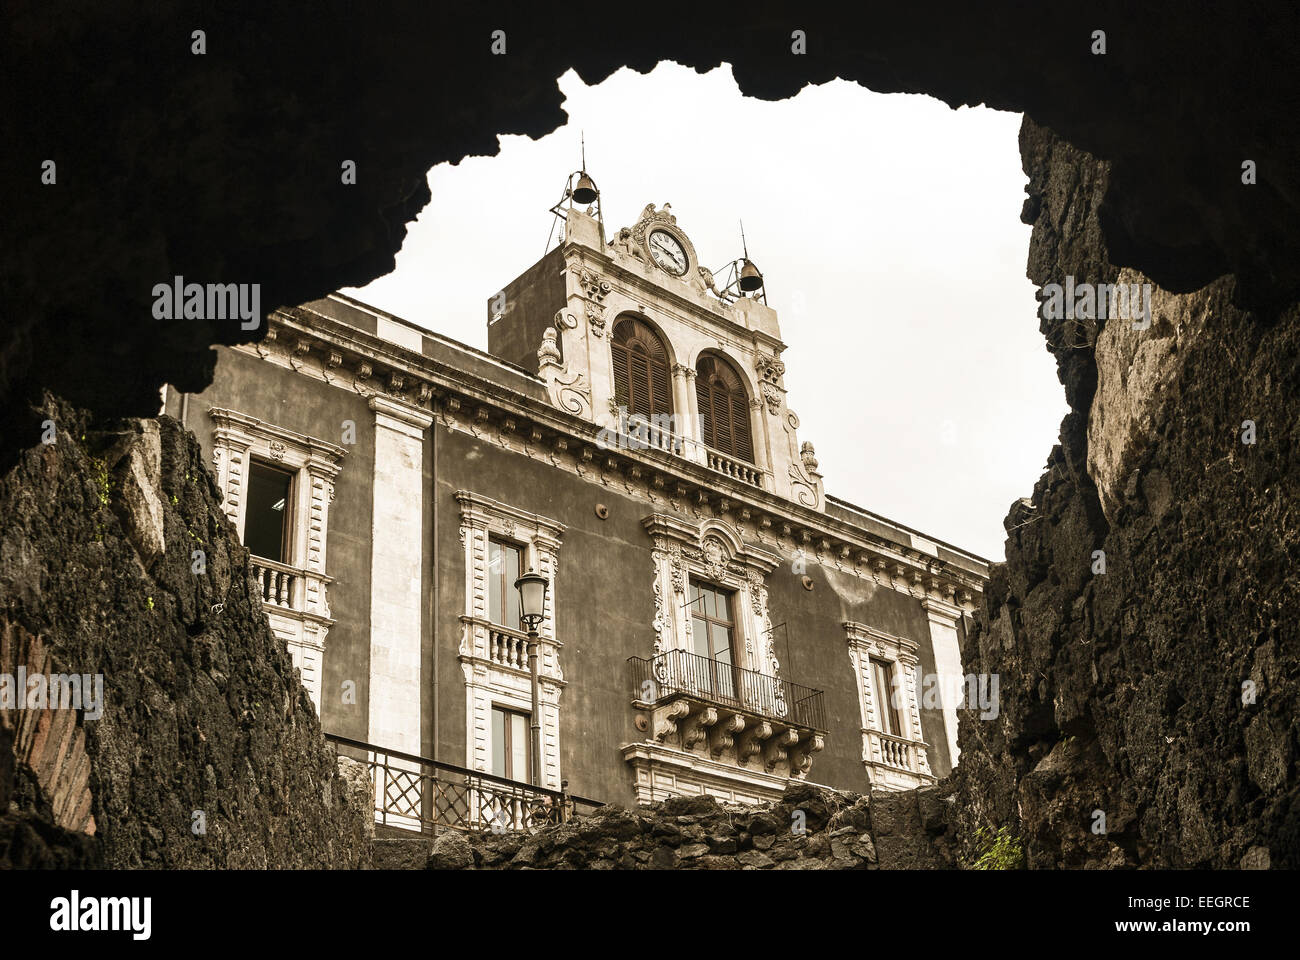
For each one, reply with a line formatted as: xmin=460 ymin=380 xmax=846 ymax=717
xmin=947 ymin=118 xmax=1299 ymax=869
xmin=425 ymin=783 xmax=954 ymax=870
xmin=0 ymin=399 xmax=372 ymax=868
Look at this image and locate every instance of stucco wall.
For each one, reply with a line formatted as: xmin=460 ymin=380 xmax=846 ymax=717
xmin=432 ymin=423 xmax=948 ymax=804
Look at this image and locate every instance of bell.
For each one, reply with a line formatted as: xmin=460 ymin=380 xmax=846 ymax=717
xmin=571 ymin=172 xmax=598 ymax=205
xmin=738 ymin=258 xmax=763 ymax=292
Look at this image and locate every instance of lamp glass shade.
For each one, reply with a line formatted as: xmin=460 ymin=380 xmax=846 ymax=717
xmin=514 ymin=570 xmax=549 ymax=625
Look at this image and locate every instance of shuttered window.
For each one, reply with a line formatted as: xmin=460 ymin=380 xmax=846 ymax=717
xmin=695 ymin=354 xmax=754 ymax=463
xmin=611 ymin=318 xmax=674 ymax=419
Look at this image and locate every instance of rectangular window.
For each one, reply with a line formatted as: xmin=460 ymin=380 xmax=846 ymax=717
xmin=871 ymin=658 xmax=904 ymax=737
xmin=688 ymin=580 xmax=739 ymax=700
xmin=487 ymin=537 xmax=523 ymax=629
xmin=245 ymin=460 xmax=294 ymax=564
xmin=491 ymin=706 xmax=530 ymax=782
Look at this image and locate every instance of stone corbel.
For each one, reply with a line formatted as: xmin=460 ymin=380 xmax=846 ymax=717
xmin=764 ymin=727 xmax=800 ymax=772
xmin=682 ymin=707 xmax=717 ymax=751
xmin=653 ymin=700 xmax=691 ymax=742
xmin=788 ymin=734 xmax=825 ymax=778
xmin=738 ymin=721 xmax=773 ymax=766
xmin=709 ymin=713 xmax=746 ymax=759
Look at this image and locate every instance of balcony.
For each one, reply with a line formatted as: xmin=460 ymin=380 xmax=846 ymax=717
xmin=702 ymin=446 xmax=765 ymax=489
xmin=603 ymin=415 xmax=767 ymax=491
xmin=251 ymin=555 xmax=330 ymax=612
xmin=629 ymin=649 xmax=826 ymax=778
xmin=864 ymin=728 xmax=935 ymax=790
xmin=250 ymin=555 xmax=333 ymax=709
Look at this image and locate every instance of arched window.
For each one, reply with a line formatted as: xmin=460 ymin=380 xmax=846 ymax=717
xmin=696 ymin=354 xmax=754 ymax=463
xmin=611 ymin=317 xmax=674 ymax=419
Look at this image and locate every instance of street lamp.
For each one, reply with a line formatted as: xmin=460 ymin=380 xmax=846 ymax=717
xmin=514 ymin=568 xmax=549 ymax=786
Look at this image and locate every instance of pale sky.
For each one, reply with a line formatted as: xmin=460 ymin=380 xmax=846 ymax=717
xmin=345 ymin=63 xmax=1066 ymax=562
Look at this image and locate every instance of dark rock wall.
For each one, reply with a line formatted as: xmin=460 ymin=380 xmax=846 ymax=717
xmin=0 ymin=400 xmax=372 ymax=868
xmin=428 ymin=783 xmax=953 ymax=870
xmin=949 ymin=119 xmax=1299 ymax=869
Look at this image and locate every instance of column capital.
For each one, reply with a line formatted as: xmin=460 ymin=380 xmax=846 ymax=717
xmin=920 ymin=595 xmax=963 ymax=626
xmin=369 ymin=394 xmax=434 ymax=435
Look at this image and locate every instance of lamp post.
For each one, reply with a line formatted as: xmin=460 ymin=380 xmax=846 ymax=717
xmin=514 ymin=568 xmax=549 ymax=787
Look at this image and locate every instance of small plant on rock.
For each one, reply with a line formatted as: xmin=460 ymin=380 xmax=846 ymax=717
xmin=971 ymin=826 xmax=1024 ymax=870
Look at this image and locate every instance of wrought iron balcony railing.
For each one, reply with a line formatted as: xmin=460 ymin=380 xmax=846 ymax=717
xmin=629 ymin=648 xmax=827 ymax=732
xmin=325 ymin=734 xmax=603 ymax=835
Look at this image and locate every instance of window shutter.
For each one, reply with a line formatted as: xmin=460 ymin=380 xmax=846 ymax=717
xmin=694 ymin=355 xmax=754 ymax=463
xmin=629 ymin=352 xmax=651 ymax=415
xmin=650 ymin=356 xmax=672 ymax=417
xmin=697 ymin=379 xmax=716 ymax=448
xmin=613 ymin=317 xmax=673 ymax=420
xmin=730 ymin=394 xmax=753 ymax=462
xmin=611 ymin=341 xmax=630 ymax=409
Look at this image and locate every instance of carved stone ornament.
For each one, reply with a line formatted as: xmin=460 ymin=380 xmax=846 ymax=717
xmin=701 ymin=535 xmax=728 ymax=581
xmin=584 ymin=300 xmax=607 ymax=337
xmin=630 ymin=202 xmax=676 ymax=246
xmin=537 ymin=327 xmax=562 ymax=366
xmin=755 ymin=353 xmax=785 ymax=384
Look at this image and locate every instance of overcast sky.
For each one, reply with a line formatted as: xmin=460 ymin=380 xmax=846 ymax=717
xmin=345 ymin=63 xmax=1066 ymax=562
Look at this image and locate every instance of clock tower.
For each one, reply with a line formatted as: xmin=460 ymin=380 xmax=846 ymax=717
xmin=488 ymin=196 xmax=824 ymax=509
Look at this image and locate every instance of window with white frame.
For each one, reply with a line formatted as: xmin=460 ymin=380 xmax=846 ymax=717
xmin=455 ymin=491 xmax=565 ymax=788
xmin=491 ymin=705 xmax=532 ymax=782
xmin=844 ymin=621 xmax=933 ymax=788
xmin=208 ymin=407 xmax=345 ymax=711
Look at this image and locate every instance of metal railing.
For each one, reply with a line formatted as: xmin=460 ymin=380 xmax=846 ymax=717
xmin=325 ymin=734 xmax=602 ymax=835
xmin=630 ymin=648 xmax=826 ymax=731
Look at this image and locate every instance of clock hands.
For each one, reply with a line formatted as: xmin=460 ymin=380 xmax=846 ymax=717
xmin=651 ymin=236 xmax=685 ymax=272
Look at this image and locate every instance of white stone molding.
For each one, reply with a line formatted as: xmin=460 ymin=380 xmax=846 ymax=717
xmin=641 ymin=514 xmax=781 ymax=674
xmin=920 ymin=596 xmax=965 ymax=769
xmin=537 ymin=309 xmax=593 ymax=420
xmin=635 ymin=515 xmax=824 ymax=792
xmin=622 ymin=741 xmax=835 ymax=806
xmin=844 ymin=621 xmax=935 ymax=791
xmin=455 ymin=490 xmax=566 ymax=789
xmin=207 ymin=407 xmax=345 ymax=711
xmin=367 ymin=395 xmax=433 ymax=762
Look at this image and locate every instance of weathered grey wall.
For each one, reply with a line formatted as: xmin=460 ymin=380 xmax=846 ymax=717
xmin=488 ymin=247 xmax=568 ymax=374
xmin=432 ymin=423 xmax=946 ymax=802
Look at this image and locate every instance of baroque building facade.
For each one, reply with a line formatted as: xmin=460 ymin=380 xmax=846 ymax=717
xmin=164 ymin=196 xmax=989 ymax=813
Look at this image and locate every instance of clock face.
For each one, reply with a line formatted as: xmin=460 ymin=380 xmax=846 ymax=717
xmin=648 ymin=230 xmax=688 ymax=276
